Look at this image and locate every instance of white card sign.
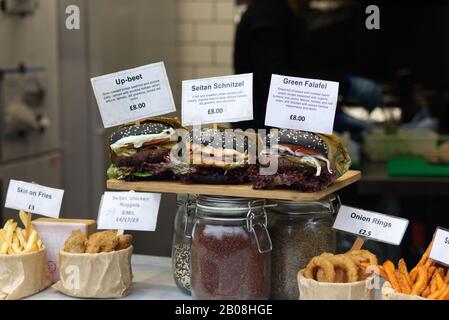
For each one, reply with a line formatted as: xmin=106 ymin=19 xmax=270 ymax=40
xmin=429 ymin=227 xmax=449 ymax=266
xmin=265 ymin=74 xmax=339 ymax=134
xmin=182 ymin=73 xmax=253 ymax=126
xmin=91 ymin=62 xmax=176 ymax=128
xmin=98 ymin=192 xmax=161 ymax=231
xmin=333 ymin=205 xmax=409 ymax=245
xmin=4 ymin=180 xmax=64 ymax=218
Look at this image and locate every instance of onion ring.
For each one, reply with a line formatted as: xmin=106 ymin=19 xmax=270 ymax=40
xmin=346 ymin=250 xmax=378 ymax=281
xmin=315 ymin=253 xmax=335 ymax=281
xmin=328 ymin=255 xmax=358 ymax=283
xmin=304 ymin=256 xmax=336 ymax=282
xmin=334 ymin=268 xmax=348 ymax=283
xmin=347 ymin=250 xmax=378 ymax=265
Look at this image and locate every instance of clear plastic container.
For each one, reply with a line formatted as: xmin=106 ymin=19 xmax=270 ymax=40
xmin=363 ymin=129 xmax=438 ymax=161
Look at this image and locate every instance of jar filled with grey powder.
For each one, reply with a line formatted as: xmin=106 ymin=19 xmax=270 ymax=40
xmin=267 ymin=196 xmax=338 ymax=300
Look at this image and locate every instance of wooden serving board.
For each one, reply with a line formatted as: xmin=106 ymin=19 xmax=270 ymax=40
xmin=107 ymin=170 xmax=361 ymax=201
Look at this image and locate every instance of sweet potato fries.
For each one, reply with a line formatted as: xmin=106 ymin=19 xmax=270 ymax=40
xmin=380 ymin=242 xmax=449 ymax=300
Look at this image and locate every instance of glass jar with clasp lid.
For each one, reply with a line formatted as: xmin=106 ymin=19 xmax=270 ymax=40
xmin=267 ymin=195 xmax=340 ymax=300
xmin=171 ymin=194 xmax=196 ymax=295
xmin=189 ymin=196 xmax=273 ymax=300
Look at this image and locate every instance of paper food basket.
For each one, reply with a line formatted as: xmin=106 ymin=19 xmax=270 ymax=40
xmin=297 ymin=269 xmax=375 ymax=300
xmin=381 ymin=281 xmax=428 ymax=300
xmin=0 ymin=248 xmax=52 ymax=300
xmin=53 ymin=245 xmax=133 ymax=299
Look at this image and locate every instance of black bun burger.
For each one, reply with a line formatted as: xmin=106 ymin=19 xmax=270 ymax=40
xmin=177 ymin=128 xmax=257 ymax=184
xmin=107 ymin=117 xmax=187 ymax=181
xmin=250 ymin=129 xmax=351 ymax=192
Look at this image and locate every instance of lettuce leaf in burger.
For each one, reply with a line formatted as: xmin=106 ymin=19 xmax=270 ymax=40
xmin=251 ymin=129 xmax=351 ymax=192
xmin=107 ymin=117 xmax=189 ymax=181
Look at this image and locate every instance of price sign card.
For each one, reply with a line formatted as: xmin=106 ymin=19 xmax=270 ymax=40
xmin=4 ymin=180 xmax=64 ymax=218
xmin=333 ymin=205 xmax=409 ymax=245
xmin=265 ymin=74 xmax=339 ymax=134
xmin=429 ymin=227 xmax=449 ymax=266
xmin=98 ymin=192 xmax=161 ymax=231
xmin=91 ymin=62 xmax=176 ymax=128
xmin=182 ymin=73 xmax=253 ymax=126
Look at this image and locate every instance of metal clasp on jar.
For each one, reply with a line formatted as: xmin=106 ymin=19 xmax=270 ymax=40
xmin=329 ymin=194 xmax=342 ymax=216
xmin=183 ymin=194 xmax=196 ymax=239
xmin=246 ymin=199 xmax=272 ymax=254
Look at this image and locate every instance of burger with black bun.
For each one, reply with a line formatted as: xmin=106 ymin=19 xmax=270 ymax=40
xmin=250 ymin=129 xmax=351 ymax=192
xmin=177 ymin=128 xmax=257 ymax=184
xmin=107 ymin=117 xmax=188 ymax=181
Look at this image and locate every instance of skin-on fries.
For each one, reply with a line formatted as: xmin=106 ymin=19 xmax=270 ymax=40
xmin=0 ymin=210 xmax=44 ymax=255
xmin=379 ymin=242 xmax=449 ymax=300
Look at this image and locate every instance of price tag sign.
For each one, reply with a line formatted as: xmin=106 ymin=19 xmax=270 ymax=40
xmin=333 ymin=205 xmax=409 ymax=245
xmin=429 ymin=227 xmax=449 ymax=266
xmin=182 ymin=73 xmax=253 ymax=126
xmin=97 ymin=192 xmax=161 ymax=231
xmin=91 ymin=62 xmax=176 ymax=128
xmin=265 ymin=74 xmax=339 ymax=134
xmin=4 ymin=180 xmax=64 ymax=218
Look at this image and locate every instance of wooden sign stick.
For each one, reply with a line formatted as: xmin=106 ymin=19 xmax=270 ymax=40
xmin=351 ymin=236 xmax=365 ymax=250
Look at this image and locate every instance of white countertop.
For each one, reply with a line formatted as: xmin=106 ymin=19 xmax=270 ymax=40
xmin=27 ymin=255 xmax=192 ymax=300
xmin=27 ymin=255 xmax=383 ymax=300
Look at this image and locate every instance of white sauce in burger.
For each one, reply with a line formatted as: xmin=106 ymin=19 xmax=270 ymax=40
xmin=190 ymin=144 xmax=248 ymax=167
xmin=110 ymin=128 xmax=176 ymax=152
xmin=268 ymin=145 xmax=333 ymax=176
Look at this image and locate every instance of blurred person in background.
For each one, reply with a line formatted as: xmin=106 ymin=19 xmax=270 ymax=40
xmin=234 ymin=0 xmax=449 ymax=135
xmin=233 ymin=0 xmax=384 ymax=134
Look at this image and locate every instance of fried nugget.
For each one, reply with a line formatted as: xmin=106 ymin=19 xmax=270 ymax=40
xmin=85 ymin=230 xmax=119 ymax=253
xmin=64 ymin=230 xmax=88 ymax=253
xmin=116 ymin=234 xmax=133 ymax=250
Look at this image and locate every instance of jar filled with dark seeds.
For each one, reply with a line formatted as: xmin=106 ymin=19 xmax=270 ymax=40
xmin=190 ymin=196 xmax=272 ymax=300
xmin=171 ymin=194 xmax=196 ymax=295
xmin=267 ymin=196 xmax=338 ymax=300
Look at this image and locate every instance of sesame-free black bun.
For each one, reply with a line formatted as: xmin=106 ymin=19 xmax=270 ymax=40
xmin=271 ymin=129 xmax=329 ymax=157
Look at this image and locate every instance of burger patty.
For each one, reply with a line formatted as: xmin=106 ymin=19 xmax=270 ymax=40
xmin=250 ymin=162 xmax=335 ymax=192
xmin=177 ymin=165 xmax=253 ymax=184
xmin=114 ymin=149 xmax=170 ymax=167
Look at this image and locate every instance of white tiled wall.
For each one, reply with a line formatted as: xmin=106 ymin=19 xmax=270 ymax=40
xmin=176 ymin=0 xmax=236 ymax=82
